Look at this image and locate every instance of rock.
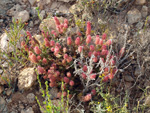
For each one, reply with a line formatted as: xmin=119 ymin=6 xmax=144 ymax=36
xmin=136 ymin=21 xmax=144 ymax=30
xmin=21 ymin=107 xmax=34 ymax=113
xmin=0 ymin=86 xmax=4 ymax=94
xmin=30 ymin=7 xmax=38 ymax=19
xmin=0 ymin=33 xmax=13 ymax=52
xmin=2 ymin=61 xmax=8 ymax=68
xmin=144 ymin=95 xmax=150 ymax=106
xmin=48 ymin=88 xmax=58 ymax=99
xmin=6 ymin=88 xmax=12 ymax=96
xmin=58 ymin=0 xmax=75 ymax=2
xmin=147 ymin=15 xmax=150 ymax=23
xmin=7 ymin=4 xmax=23 ymax=16
xmin=0 ymin=0 xmax=15 ymax=17
xmin=34 ymin=19 xmax=41 ymax=25
xmin=0 ymin=19 xmax=3 ymax=23
xmin=37 ymin=0 xmax=52 ymax=10
xmin=0 ymin=32 xmax=24 ymax=53
xmin=18 ymin=68 xmax=37 ymax=90
xmin=34 ymin=35 xmax=44 ymax=48
xmin=0 ymin=96 xmax=8 ymax=113
xmin=0 ymin=71 xmax=9 ymax=85
xmin=141 ymin=6 xmax=148 ymax=17
xmin=124 ymin=75 xmax=134 ymax=82
xmin=0 ymin=69 xmax=3 ymax=74
xmin=29 ymin=21 xmax=34 ymax=27
xmin=13 ymin=10 xmax=30 ymax=23
xmin=127 ymin=8 xmax=142 ymax=24
xmin=26 ymin=93 xmax=35 ymax=103
xmin=39 ymin=10 xmax=46 ymax=20
xmin=39 ymin=17 xmax=65 ymax=32
xmin=28 ymin=0 xmax=36 ymax=6
xmin=135 ymin=0 xmax=146 ymax=5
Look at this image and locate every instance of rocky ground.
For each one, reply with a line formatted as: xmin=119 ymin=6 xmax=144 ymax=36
xmin=0 ymin=0 xmax=150 ymax=113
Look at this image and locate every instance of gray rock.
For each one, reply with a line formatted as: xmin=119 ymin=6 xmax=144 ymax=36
xmin=28 ymin=0 xmax=36 ymax=6
xmin=144 ymin=95 xmax=150 ymax=106
xmin=0 ymin=19 xmax=3 ymax=23
xmin=135 ymin=0 xmax=146 ymax=5
xmin=26 ymin=93 xmax=35 ymax=103
xmin=39 ymin=10 xmax=46 ymax=20
xmin=18 ymin=68 xmax=37 ymax=90
xmin=136 ymin=21 xmax=144 ymax=30
xmin=7 ymin=4 xmax=23 ymax=16
xmin=127 ymin=8 xmax=142 ymax=24
xmin=30 ymin=7 xmax=38 ymax=19
xmin=48 ymin=88 xmax=58 ymax=99
xmin=0 ymin=69 xmax=3 ymax=74
xmin=141 ymin=6 xmax=148 ymax=17
xmin=0 ymin=0 xmax=15 ymax=17
xmin=13 ymin=10 xmax=30 ymax=23
xmin=29 ymin=21 xmax=34 ymax=27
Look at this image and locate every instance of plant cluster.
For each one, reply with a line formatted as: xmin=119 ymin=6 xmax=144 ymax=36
xmin=21 ymin=16 xmax=124 ymax=103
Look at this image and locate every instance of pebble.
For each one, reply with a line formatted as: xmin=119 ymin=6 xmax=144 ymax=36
xmin=26 ymin=93 xmax=35 ymax=103
xmin=135 ymin=0 xmax=146 ymax=5
xmin=141 ymin=6 xmax=148 ymax=17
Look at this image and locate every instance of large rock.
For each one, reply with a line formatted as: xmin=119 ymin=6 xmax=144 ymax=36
xmin=0 ymin=96 xmax=8 ymax=113
xmin=18 ymin=68 xmax=37 ymax=90
xmin=7 ymin=4 xmax=23 ymax=16
xmin=127 ymin=8 xmax=142 ymax=24
xmin=0 ymin=0 xmax=15 ymax=17
xmin=135 ymin=0 xmax=146 ymax=5
xmin=0 ymin=32 xmax=24 ymax=53
xmin=39 ymin=17 xmax=65 ymax=31
xmin=13 ymin=10 xmax=30 ymax=23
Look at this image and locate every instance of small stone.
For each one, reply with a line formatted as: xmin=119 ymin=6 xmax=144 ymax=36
xmin=34 ymin=19 xmax=41 ymax=25
xmin=127 ymin=8 xmax=142 ymax=24
xmin=26 ymin=93 xmax=35 ymax=103
xmin=135 ymin=0 xmax=146 ymax=5
xmin=124 ymin=75 xmax=134 ymax=82
xmin=2 ymin=62 xmax=8 ymax=68
xmin=18 ymin=68 xmax=37 ymax=90
xmin=28 ymin=0 xmax=36 ymax=6
xmin=29 ymin=21 xmax=34 ymax=27
xmin=48 ymin=88 xmax=58 ymax=99
xmin=13 ymin=10 xmax=30 ymax=23
xmin=144 ymin=95 xmax=150 ymax=106
xmin=0 ymin=19 xmax=3 ymax=23
xmin=0 ymin=86 xmax=4 ymax=94
xmin=39 ymin=10 xmax=46 ymax=20
xmin=136 ymin=21 xmax=144 ymax=30
xmin=141 ymin=6 xmax=148 ymax=17
xmin=6 ymin=89 xmax=12 ymax=96
xmin=30 ymin=7 xmax=38 ymax=18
